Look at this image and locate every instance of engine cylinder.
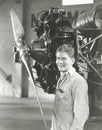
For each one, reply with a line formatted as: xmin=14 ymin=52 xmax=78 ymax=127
xmin=75 ymin=5 xmax=102 ymax=30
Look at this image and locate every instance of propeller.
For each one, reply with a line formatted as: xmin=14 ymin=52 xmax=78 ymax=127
xmin=10 ymin=9 xmax=24 ymax=43
xmin=10 ymin=9 xmax=49 ymax=130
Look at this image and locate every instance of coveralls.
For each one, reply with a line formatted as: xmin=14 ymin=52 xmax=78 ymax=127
xmin=51 ymin=67 xmax=89 ymax=130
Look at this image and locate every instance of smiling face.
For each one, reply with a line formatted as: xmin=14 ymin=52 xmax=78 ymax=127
xmin=56 ymin=51 xmax=75 ymax=73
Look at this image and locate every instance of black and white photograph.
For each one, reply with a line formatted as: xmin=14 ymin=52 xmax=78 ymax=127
xmin=0 ymin=0 xmax=102 ymax=130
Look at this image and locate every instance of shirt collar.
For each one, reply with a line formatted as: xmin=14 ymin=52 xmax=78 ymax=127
xmin=68 ymin=67 xmax=75 ymax=77
xmin=57 ymin=67 xmax=76 ymax=91
xmin=60 ymin=67 xmax=75 ymax=79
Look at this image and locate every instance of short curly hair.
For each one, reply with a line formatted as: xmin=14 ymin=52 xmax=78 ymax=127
xmin=56 ymin=44 xmax=75 ymax=58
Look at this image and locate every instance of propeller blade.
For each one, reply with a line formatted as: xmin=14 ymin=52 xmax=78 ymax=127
xmin=10 ymin=9 xmax=24 ymax=43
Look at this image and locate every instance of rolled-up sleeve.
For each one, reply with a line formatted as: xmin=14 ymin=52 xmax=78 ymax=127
xmin=70 ymin=78 xmax=89 ymax=130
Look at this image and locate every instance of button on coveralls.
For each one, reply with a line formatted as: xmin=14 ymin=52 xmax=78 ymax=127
xmin=51 ymin=67 xmax=89 ymax=130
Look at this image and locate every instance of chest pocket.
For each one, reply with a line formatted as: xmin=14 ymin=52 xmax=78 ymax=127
xmin=56 ymin=88 xmax=65 ymax=99
xmin=56 ymin=82 xmax=73 ymax=103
